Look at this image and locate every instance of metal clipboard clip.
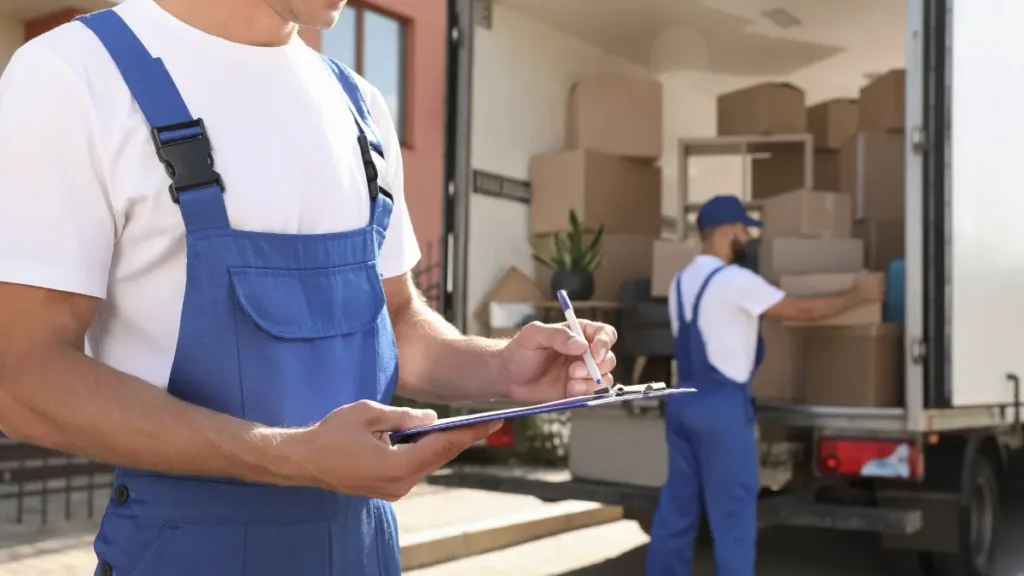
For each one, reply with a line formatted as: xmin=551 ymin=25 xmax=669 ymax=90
xmin=597 ymin=382 xmax=668 ymax=417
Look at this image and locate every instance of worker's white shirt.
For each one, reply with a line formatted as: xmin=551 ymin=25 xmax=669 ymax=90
xmin=668 ymin=255 xmax=785 ymax=382
xmin=0 ymin=0 xmax=420 ymax=389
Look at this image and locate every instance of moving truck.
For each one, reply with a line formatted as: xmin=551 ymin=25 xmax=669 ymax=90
xmin=429 ymin=1 xmax=1024 ymax=575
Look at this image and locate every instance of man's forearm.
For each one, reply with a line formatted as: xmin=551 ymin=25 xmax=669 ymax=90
xmin=391 ymin=297 xmax=506 ymax=403
xmin=0 ymin=345 xmax=306 ymax=486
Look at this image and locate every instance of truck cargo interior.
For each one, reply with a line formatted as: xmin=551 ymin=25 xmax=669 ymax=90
xmin=446 ymin=0 xmax=1024 ymax=426
xmin=435 ymin=2 xmax=1024 ymax=573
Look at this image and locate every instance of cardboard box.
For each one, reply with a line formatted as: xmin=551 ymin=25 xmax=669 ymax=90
xmin=814 ymin=151 xmax=840 ymax=190
xmin=839 ymin=131 xmax=905 ymax=221
xmin=534 ymin=234 xmax=655 ymax=301
xmin=717 ymin=82 xmax=807 ymax=136
xmin=651 ymin=239 xmax=701 ymax=298
xmin=529 ymin=150 xmax=662 ymax=236
xmin=762 ymin=189 xmax=853 ymax=240
xmin=854 ymin=218 xmax=906 ymax=271
xmin=803 ymin=324 xmax=904 ymax=407
xmin=779 ymin=273 xmax=885 ymax=326
xmin=751 ymin=147 xmax=807 ymax=200
xmin=474 ymin=267 xmax=545 ymax=336
xmin=567 ymin=76 xmax=662 ymax=160
xmin=752 ymin=318 xmax=803 ymax=403
xmin=859 ymin=69 xmax=905 ymax=132
xmin=758 ymin=237 xmax=864 ymax=284
xmin=807 ymin=99 xmax=859 ymax=150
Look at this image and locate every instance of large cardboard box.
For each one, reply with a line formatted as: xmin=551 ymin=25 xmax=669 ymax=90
xmin=751 ymin=146 xmax=807 ymax=199
xmin=752 ymin=318 xmax=803 ymax=403
xmin=473 ymin=267 xmax=545 ymax=336
xmin=717 ymin=82 xmax=806 ymax=136
xmin=529 ymin=150 xmax=661 ymax=236
xmin=803 ymin=324 xmax=903 ymax=407
xmin=762 ymin=189 xmax=853 ymax=240
xmin=814 ymin=151 xmax=840 ymax=191
xmin=534 ymin=234 xmax=655 ymax=301
xmin=779 ymin=273 xmax=884 ymax=326
xmin=839 ymin=131 xmax=905 ymax=221
xmin=859 ymin=69 xmax=906 ymax=132
xmin=758 ymin=237 xmax=864 ymax=284
xmin=567 ymin=76 xmax=662 ymax=160
xmin=651 ymin=239 xmax=701 ymax=298
xmin=807 ymin=99 xmax=859 ymax=150
xmin=854 ymin=218 xmax=905 ymax=271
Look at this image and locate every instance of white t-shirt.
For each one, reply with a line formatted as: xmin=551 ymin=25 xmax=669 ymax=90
xmin=668 ymin=255 xmax=785 ymax=382
xmin=0 ymin=0 xmax=420 ymax=389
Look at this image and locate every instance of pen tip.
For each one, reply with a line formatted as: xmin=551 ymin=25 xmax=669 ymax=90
xmin=595 ymin=378 xmax=602 ymax=385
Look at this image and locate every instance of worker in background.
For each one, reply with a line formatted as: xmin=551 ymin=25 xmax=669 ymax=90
xmin=0 ymin=1 xmax=618 ymax=574
xmin=645 ymin=195 xmax=882 ymax=576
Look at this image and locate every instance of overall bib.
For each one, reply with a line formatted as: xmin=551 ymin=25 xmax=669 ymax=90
xmin=78 ymin=10 xmax=402 ymax=576
xmin=645 ymin=265 xmax=764 ymax=576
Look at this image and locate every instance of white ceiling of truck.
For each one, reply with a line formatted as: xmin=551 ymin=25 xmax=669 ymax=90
xmin=495 ymin=0 xmax=905 ymax=78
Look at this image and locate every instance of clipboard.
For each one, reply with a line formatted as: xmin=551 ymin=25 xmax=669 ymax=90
xmin=389 ymin=382 xmax=694 ymax=444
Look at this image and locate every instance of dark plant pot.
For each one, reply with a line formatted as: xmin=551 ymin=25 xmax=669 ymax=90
xmin=550 ymin=270 xmax=595 ymax=301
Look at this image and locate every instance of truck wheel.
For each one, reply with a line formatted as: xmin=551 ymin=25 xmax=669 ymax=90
xmin=930 ymin=455 xmax=1000 ymax=576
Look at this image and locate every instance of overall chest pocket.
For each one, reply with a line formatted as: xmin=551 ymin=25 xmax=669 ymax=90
xmin=229 ymin=262 xmax=387 ymax=428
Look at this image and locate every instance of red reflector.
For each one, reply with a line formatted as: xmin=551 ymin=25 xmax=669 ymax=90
xmin=818 ymin=437 xmax=922 ymax=480
xmin=486 ymin=420 xmax=516 ymax=448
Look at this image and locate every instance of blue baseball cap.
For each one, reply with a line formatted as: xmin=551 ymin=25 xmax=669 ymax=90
xmin=696 ymin=195 xmax=763 ymax=230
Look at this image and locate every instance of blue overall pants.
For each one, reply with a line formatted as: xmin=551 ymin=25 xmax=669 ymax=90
xmin=78 ymin=10 xmax=401 ymax=576
xmin=645 ymin=265 xmax=764 ymax=576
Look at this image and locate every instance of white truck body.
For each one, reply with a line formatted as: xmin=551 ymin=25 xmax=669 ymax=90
xmin=434 ymin=2 xmax=1024 ymax=573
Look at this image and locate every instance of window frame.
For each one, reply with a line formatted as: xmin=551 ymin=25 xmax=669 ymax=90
xmin=325 ymin=3 xmax=410 ymax=146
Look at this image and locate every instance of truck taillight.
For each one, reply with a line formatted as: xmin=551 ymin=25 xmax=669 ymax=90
xmin=817 ymin=437 xmax=923 ymax=480
xmin=486 ymin=420 xmax=517 ymax=448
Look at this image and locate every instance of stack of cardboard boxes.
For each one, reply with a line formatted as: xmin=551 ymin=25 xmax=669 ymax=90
xmin=724 ymin=71 xmax=908 ymax=409
xmin=842 ymin=69 xmax=907 ymax=271
xmin=529 ymin=76 xmax=665 ymax=301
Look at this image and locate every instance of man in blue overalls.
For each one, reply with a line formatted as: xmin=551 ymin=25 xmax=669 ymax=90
xmin=0 ymin=1 xmax=618 ymax=575
xmin=645 ymin=195 xmax=881 ymax=575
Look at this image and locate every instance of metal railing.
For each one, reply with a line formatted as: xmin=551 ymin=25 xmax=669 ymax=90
xmin=413 ymin=239 xmax=443 ymax=310
xmin=0 ymin=437 xmax=113 ymax=525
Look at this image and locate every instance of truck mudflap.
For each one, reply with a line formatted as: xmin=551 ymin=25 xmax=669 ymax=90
xmin=428 ymin=466 xmax=923 ymax=536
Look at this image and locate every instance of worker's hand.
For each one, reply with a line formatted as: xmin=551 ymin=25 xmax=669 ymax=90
xmin=852 ymin=270 xmax=885 ymax=302
xmin=290 ymin=400 xmax=502 ymax=501
xmin=498 ymin=320 xmax=618 ymax=403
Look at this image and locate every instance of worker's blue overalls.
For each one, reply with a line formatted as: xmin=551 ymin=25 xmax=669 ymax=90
xmin=78 ymin=10 xmax=401 ymax=576
xmin=645 ymin=265 xmax=764 ymax=576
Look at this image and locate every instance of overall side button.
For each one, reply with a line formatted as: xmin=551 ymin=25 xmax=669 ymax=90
xmin=100 ymin=561 xmax=114 ymax=576
xmin=112 ymin=484 xmax=130 ymax=505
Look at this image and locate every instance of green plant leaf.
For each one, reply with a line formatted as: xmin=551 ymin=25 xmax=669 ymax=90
xmin=552 ymin=233 xmax=572 ymax=270
xmin=568 ymin=209 xmax=582 ymax=235
xmin=586 ymin=254 xmax=603 ymax=272
xmin=585 ymin=226 xmax=605 ymax=256
xmin=531 ymin=253 xmax=556 ymax=269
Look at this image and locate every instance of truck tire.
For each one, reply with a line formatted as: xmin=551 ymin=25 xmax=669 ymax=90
xmin=929 ymin=455 xmax=1000 ymax=576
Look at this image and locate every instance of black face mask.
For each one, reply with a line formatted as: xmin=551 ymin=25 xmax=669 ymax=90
xmin=730 ymin=239 xmax=748 ymax=265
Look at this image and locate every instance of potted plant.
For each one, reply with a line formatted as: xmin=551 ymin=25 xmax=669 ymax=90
xmin=531 ymin=210 xmax=604 ymax=300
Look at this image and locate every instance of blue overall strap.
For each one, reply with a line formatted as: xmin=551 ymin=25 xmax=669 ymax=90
xmin=691 ymin=265 xmax=729 ymax=320
xmin=320 ymin=56 xmax=393 ymax=241
xmin=321 ymin=56 xmax=384 ymax=156
xmin=77 ymin=10 xmax=229 ymax=233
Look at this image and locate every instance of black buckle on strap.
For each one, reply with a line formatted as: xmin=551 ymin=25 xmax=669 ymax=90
xmin=151 ymin=119 xmax=225 ymax=204
xmin=356 ymin=134 xmax=382 ymax=201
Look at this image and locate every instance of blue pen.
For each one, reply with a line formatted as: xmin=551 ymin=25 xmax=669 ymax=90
xmin=556 ymin=290 xmax=607 ymax=395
